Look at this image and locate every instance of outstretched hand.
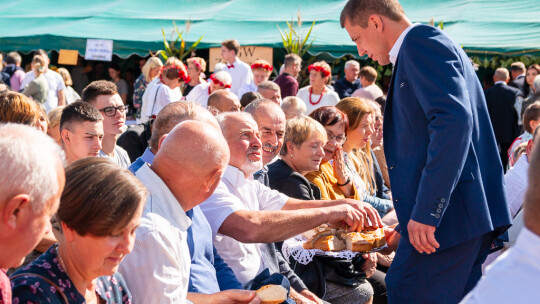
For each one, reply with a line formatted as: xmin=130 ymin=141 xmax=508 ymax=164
xmin=407 ymin=219 xmax=439 ymax=254
xmin=341 ymin=198 xmax=384 ymax=229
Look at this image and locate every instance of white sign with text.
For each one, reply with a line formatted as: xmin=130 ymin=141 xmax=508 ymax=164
xmin=85 ymin=39 xmax=113 ymax=61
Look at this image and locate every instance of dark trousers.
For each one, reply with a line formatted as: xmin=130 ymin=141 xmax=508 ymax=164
xmin=385 ymin=233 xmax=493 ymax=304
xmin=499 ymin=142 xmax=512 ymax=171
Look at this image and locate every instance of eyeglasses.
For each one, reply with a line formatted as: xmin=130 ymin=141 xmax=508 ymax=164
xmin=327 ymin=133 xmax=347 ymax=144
xmin=98 ymin=105 xmax=129 ymax=117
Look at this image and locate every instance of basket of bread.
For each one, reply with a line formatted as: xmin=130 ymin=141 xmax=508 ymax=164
xmin=281 ymin=224 xmax=387 ymax=265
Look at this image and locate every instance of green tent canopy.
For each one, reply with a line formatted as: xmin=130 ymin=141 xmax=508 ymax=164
xmin=0 ymin=0 xmax=539 ymax=58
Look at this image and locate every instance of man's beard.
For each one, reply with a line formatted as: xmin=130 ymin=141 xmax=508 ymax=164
xmin=240 ymin=147 xmax=263 ymax=176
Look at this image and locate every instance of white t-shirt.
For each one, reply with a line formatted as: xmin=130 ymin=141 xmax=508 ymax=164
xmin=21 ymin=70 xmax=66 ymax=113
xmin=139 ymin=78 xmax=181 ymax=123
xmin=199 ymin=165 xmax=288 ymax=285
xmin=120 ymin=163 xmax=192 ymax=303
xmin=297 ymin=86 xmax=340 ymax=115
xmin=98 ymin=145 xmax=131 ymax=169
xmin=185 ymin=82 xmax=211 ymax=108
xmin=144 ymin=83 xmax=182 ymax=119
xmin=225 ymin=58 xmax=253 ymax=96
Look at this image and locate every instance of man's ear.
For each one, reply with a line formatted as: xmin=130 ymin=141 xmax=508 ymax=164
xmin=61 ymin=129 xmax=70 ymax=144
xmin=370 ymin=15 xmax=384 ymax=33
xmin=157 ymin=134 xmax=169 ymax=151
xmin=202 ymin=168 xmax=224 ymax=194
xmin=3 ymin=194 xmax=31 ymax=230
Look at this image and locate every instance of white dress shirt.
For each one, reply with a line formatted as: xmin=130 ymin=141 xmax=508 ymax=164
xmin=296 ymin=86 xmax=340 ymax=115
xmin=461 ymin=227 xmax=540 ymax=303
xmin=185 ymin=82 xmax=210 ymax=108
xmin=504 ymin=154 xmax=529 ymax=218
xmin=119 ymin=163 xmax=192 ymax=304
xmin=388 ymin=23 xmax=421 ymax=65
xmin=21 ymin=69 xmax=66 ymax=113
xmin=199 ymin=165 xmax=288 ymax=285
xmin=226 ymin=58 xmax=253 ymax=96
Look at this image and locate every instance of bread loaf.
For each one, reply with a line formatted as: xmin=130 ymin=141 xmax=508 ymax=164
xmin=303 ymin=226 xmax=386 ymax=252
xmin=256 ymin=284 xmax=288 ymax=304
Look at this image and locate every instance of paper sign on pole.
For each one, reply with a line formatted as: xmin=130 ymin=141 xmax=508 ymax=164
xmin=85 ymin=39 xmax=113 ymax=61
xmin=209 ymin=46 xmax=273 ymax=72
xmin=58 ymin=49 xmax=79 ymax=65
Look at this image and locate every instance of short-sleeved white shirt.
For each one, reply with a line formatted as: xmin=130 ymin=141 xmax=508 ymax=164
xmin=21 ymin=70 xmax=66 ymax=113
xmin=225 ymin=58 xmax=253 ymax=96
xmin=199 ymin=165 xmax=288 ymax=285
xmin=144 ymin=83 xmax=182 ymax=118
xmin=120 ymin=163 xmax=192 ymax=303
xmin=139 ymin=78 xmax=181 ymax=123
xmin=185 ymin=82 xmax=210 ymax=108
xmin=296 ymin=86 xmax=340 ymax=115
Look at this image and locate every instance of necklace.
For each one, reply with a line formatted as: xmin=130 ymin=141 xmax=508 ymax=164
xmin=309 ymin=87 xmax=324 ymax=105
xmin=56 ymin=246 xmax=68 ymax=274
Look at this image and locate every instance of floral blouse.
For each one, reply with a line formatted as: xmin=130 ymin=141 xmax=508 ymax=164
xmin=132 ymin=74 xmax=148 ymax=118
xmin=10 ymin=245 xmax=131 ymax=304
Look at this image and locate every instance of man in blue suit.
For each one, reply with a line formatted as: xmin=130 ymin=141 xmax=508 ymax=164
xmin=340 ymin=1 xmax=512 ymax=303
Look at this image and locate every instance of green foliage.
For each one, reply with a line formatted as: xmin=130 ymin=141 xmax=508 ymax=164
xmin=277 ymin=12 xmax=315 ymax=57
xmin=471 ymin=55 xmax=540 ymax=70
xmin=158 ymin=21 xmax=203 ymax=61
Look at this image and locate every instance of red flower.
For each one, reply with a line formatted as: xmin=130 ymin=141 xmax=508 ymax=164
xmin=308 ymin=64 xmax=331 ymax=78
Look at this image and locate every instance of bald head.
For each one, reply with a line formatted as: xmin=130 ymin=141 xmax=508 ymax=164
xmin=207 ymin=90 xmax=241 ymax=114
xmin=150 ymin=102 xmax=218 ymax=152
xmin=493 ymin=68 xmax=510 ymax=83
xmin=152 ymin=120 xmax=230 ymax=210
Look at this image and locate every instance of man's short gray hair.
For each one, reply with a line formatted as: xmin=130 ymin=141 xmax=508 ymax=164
xmin=0 ymin=124 xmax=65 ymax=213
xmin=215 ymin=112 xmax=256 ymax=135
xmin=257 ymin=81 xmax=280 ymax=92
xmin=244 ymin=99 xmax=281 ymax=115
xmin=533 ymin=75 xmax=540 ymax=93
xmin=345 ymin=60 xmax=360 ymax=70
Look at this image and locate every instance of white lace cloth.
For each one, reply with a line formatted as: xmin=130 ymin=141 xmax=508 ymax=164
xmin=282 ymin=234 xmax=361 ymax=265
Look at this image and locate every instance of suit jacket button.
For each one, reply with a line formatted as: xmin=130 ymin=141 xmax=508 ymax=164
xmin=434 ymin=214 xmax=441 ymax=219
xmin=440 ymin=198 xmax=446 ymax=203
xmin=436 ymin=208 xmax=442 ymax=213
xmin=389 ymin=166 xmax=395 ymax=170
xmin=438 ymin=203 xmax=444 ymax=208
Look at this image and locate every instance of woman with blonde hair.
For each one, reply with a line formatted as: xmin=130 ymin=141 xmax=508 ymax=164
xmin=47 ymin=105 xmax=66 ymax=145
xmin=141 ymin=57 xmax=188 ymax=122
xmin=296 ymin=60 xmax=339 ymax=115
xmin=22 ymin=55 xmax=49 ymax=105
xmin=184 ymin=57 xmax=207 ymax=96
xmin=238 ymin=59 xmax=273 ymax=98
xmin=133 ymin=57 xmax=163 ymax=119
xmin=335 ymin=97 xmax=393 ymax=217
xmin=57 ymin=68 xmax=81 ymax=104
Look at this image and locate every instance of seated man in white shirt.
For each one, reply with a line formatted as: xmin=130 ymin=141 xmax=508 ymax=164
xmin=352 ymin=66 xmax=384 ymax=101
xmin=119 ymin=120 xmax=259 ymax=304
xmin=199 ymin=112 xmax=382 ymax=289
xmin=221 ymin=39 xmax=253 ymax=95
xmin=461 ymin=129 xmax=540 ymax=303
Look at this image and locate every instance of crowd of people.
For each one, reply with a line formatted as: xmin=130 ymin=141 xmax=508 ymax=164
xmin=1 ymin=0 xmax=539 ymax=303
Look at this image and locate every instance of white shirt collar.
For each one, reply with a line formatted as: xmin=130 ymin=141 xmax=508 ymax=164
xmin=495 ymin=81 xmax=507 ymax=85
xmin=136 ymin=163 xmax=192 ymax=230
xmin=223 ymin=165 xmax=248 ymax=188
xmin=389 ymin=23 xmax=421 ymax=65
xmin=515 ymin=227 xmax=540 ymax=258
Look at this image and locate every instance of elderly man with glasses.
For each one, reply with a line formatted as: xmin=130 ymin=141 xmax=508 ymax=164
xmin=82 ymin=80 xmax=131 ymax=168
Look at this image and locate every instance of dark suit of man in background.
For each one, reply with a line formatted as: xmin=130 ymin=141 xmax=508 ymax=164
xmin=485 ymin=68 xmax=521 ymax=169
xmin=340 ymin=0 xmax=512 ymax=303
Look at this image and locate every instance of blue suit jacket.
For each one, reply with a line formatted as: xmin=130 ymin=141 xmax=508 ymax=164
xmin=383 ymin=25 xmax=512 ymax=251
